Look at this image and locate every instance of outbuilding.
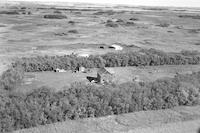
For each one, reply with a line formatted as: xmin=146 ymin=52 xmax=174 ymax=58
xmin=97 ymin=67 xmax=114 ymax=84
xmin=54 ymin=68 xmax=66 ymax=72
xmin=109 ymin=44 xmax=123 ymax=50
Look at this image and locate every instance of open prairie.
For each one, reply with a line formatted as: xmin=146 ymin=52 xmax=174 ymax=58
xmin=0 ymin=2 xmax=200 ymax=61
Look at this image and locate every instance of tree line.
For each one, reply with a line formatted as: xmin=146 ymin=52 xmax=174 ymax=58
xmin=13 ymin=49 xmax=200 ymax=72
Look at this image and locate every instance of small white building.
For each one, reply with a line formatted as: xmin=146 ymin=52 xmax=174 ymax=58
xmin=54 ymin=68 xmax=66 ymax=72
xmin=111 ymin=44 xmax=123 ymax=50
xmin=78 ymin=53 xmax=89 ymax=57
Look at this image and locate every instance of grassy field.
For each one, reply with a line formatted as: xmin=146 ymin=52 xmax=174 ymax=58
xmin=0 ymin=2 xmax=200 ymax=65
xmin=16 ymin=65 xmax=200 ymax=93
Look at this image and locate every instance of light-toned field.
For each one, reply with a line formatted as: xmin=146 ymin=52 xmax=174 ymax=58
xmin=16 ymin=65 xmax=200 ymax=93
xmin=0 ymin=2 xmax=200 ymax=63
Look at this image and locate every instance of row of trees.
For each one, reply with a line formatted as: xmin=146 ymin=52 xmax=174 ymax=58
xmin=1 ymin=71 xmax=200 ymax=132
xmin=13 ymin=49 xmax=200 ymax=72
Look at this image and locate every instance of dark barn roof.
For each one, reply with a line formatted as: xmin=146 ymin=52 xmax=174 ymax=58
xmin=97 ymin=67 xmax=114 ymax=76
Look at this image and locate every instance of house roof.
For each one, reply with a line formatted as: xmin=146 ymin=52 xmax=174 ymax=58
xmin=97 ymin=67 xmax=114 ymax=75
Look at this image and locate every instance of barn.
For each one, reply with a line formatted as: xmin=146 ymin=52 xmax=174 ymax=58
xmin=97 ymin=67 xmax=114 ymax=84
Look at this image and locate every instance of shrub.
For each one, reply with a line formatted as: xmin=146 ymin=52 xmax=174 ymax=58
xmin=156 ymin=23 xmax=170 ymax=27
xmin=0 ymin=65 xmax=24 ymax=91
xmin=68 ymin=30 xmax=78 ymax=34
xmin=129 ymin=18 xmax=139 ymax=21
xmin=105 ymin=22 xmax=118 ymax=27
xmin=44 ymin=14 xmax=67 ymax=19
xmin=0 ymin=10 xmax=19 ymax=15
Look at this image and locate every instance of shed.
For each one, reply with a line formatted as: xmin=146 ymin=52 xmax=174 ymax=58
xmin=78 ymin=53 xmax=89 ymax=57
xmin=97 ymin=67 xmax=114 ymax=84
xmin=110 ymin=44 xmax=123 ymax=50
xmin=54 ymin=68 xmax=66 ymax=72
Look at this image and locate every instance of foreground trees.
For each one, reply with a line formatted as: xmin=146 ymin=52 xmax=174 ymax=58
xmin=1 ymin=71 xmax=200 ymax=132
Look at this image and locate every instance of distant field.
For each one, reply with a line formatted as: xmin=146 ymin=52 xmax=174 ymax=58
xmin=16 ymin=65 xmax=200 ymax=93
xmin=1 ymin=2 xmax=200 ymax=64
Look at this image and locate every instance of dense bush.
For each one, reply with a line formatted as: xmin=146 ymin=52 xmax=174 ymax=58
xmin=14 ymin=49 xmax=200 ymax=72
xmin=0 ymin=65 xmax=24 ymax=91
xmin=1 ymin=71 xmax=200 ymax=132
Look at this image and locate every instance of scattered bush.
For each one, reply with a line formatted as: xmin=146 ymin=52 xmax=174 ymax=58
xmin=93 ymin=10 xmax=115 ymax=15
xmin=1 ymin=71 xmax=200 ymax=132
xmin=156 ymin=23 xmax=170 ymax=28
xmin=188 ymin=29 xmax=200 ymax=34
xmin=129 ymin=18 xmax=139 ymax=21
xmin=0 ymin=10 xmax=19 ymax=15
xmin=124 ymin=21 xmax=135 ymax=26
xmin=105 ymin=22 xmax=119 ymax=27
xmin=68 ymin=20 xmax=75 ymax=25
xmin=179 ymin=15 xmax=200 ymax=19
xmin=68 ymin=29 xmax=78 ymax=34
xmin=53 ymin=10 xmax=62 ymax=14
xmin=44 ymin=14 xmax=67 ymax=19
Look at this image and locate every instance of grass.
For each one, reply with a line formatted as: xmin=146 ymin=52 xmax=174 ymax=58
xmin=16 ymin=65 xmax=200 ymax=93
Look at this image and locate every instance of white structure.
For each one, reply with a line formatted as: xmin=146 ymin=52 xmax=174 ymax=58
xmin=111 ymin=44 xmax=123 ymax=50
xmin=78 ymin=53 xmax=89 ymax=57
xmin=79 ymin=66 xmax=85 ymax=72
xmin=54 ymin=68 xmax=66 ymax=72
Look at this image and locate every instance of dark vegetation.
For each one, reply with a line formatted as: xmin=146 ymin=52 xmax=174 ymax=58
xmin=105 ymin=19 xmax=135 ymax=27
xmin=0 ymin=64 xmax=24 ymax=91
xmin=93 ymin=10 xmax=115 ymax=15
xmin=143 ymin=8 xmax=168 ymax=11
xmin=129 ymin=18 xmax=139 ymax=21
xmin=43 ymin=14 xmax=67 ymax=19
xmin=195 ymin=42 xmax=200 ymax=46
xmin=68 ymin=20 xmax=75 ymax=25
xmin=13 ymin=49 xmax=200 ymax=72
xmin=105 ymin=21 xmax=119 ymax=27
xmin=0 ymin=10 xmax=19 ymax=15
xmin=68 ymin=29 xmax=78 ymax=34
xmin=179 ymin=15 xmax=200 ymax=19
xmin=156 ymin=23 xmax=170 ymax=28
xmin=1 ymin=70 xmax=200 ymax=132
xmin=53 ymin=10 xmax=62 ymax=14
xmin=54 ymin=32 xmax=68 ymax=36
xmin=188 ymin=29 xmax=200 ymax=34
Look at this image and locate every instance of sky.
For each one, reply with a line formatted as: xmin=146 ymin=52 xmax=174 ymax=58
xmin=5 ymin=0 xmax=200 ymax=7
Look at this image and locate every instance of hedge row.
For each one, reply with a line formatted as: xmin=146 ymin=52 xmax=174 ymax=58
xmin=13 ymin=49 xmax=200 ymax=72
xmin=1 ymin=71 xmax=200 ymax=132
